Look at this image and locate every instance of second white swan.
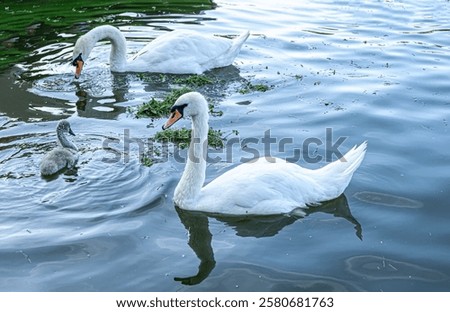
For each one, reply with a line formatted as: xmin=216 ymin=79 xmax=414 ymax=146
xmin=162 ymin=92 xmax=367 ymax=215
xmin=72 ymin=25 xmax=250 ymax=78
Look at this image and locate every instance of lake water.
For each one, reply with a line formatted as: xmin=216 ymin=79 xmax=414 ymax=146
xmin=0 ymin=0 xmax=449 ymax=291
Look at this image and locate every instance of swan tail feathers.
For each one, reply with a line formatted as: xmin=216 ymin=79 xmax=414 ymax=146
xmin=229 ymin=30 xmax=250 ymax=55
xmin=316 ymin=141 xmax=367 ymax=198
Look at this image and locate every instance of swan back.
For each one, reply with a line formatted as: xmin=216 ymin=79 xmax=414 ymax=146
xmin=130 ymin=30 xmax=250 ymax=74
xmin=196 ymin=142 xmax=367 ymax=215
xmin=40 ymin=120 xmax=78 ymax=176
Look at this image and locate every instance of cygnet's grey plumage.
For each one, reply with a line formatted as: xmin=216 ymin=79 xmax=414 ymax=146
xmin=40 ymin=120 xmax=78 ymax=176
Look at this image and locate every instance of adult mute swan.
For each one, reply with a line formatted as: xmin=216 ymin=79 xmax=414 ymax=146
xmin=163 ymin=92 xmax=367 ymax=215
xmin=40 ymin=120 xmax=78 ymax=176
xmin=72 ymin=25 xmax=250 ymax=78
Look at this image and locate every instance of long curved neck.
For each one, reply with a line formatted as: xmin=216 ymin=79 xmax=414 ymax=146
xmin=57 ymin=131 xmax=77 ymax=151
xmin=174 ymin=113 xmax=209 ymax=208
xmin=85 ymin=26 xmax=128 ymax=71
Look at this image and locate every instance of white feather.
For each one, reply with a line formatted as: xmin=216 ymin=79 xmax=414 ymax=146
xmin=165 ymin=92 xmax=367 ymax=216
xmin=72 ymin=25 xmax=250 ymax=75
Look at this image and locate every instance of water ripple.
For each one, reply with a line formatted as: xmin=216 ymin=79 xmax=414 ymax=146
xmin=1 ymin=0 xmax=450 ymax=291
xmin=345 ymin=255 xmax=448 ymax=282
xmin=353 ymin=191 xmax=423 ymax=209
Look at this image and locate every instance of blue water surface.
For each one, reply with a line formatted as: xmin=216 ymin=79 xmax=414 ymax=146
xmin=0 ymin=0 xmax=449 ymax=291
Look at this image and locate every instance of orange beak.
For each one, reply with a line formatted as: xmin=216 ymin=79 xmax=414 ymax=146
xmin=162 ymin=109 xmax=183 ymax=130
xmin=74 ymin=60 xmax=84 ymax=79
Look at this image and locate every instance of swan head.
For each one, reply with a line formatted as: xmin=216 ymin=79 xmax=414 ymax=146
xmin=72 ymin=34 xmax=95 ymax=79
xmin=162 ymin=92 xmax=208 ymax=130
xmin=57 ymin=120 xmax=75 ymax=136
xmin=72 ymin=53 xmax=84 ymax=79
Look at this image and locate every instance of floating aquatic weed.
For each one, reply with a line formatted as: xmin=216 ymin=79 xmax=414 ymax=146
xmin=208 ymin=103 xmax=223 ymax=117
xmin=135 ymin=74 xmax=226 ymax=118
xmin=238 ymin=81 xmax=271 ymax=94
xmin=174 ymin=75 xmax=214 ymax=87
xmin=136 ymin=87 xmax=193 ymax=119
xmin=154 ymin=127 xmax=225 ymax=149
xmin=140 ymin=155 xmax=154 ymax=167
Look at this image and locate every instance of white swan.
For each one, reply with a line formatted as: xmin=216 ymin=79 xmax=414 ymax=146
xmin=40 ymin=120 xmax=78 ymax=176
xmin=72 ymin=25 xmax=250 ymax=78
xmin=162 ymin=92 xmax=367 ymax=215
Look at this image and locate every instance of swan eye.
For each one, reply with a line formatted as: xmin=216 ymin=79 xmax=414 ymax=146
xmin=72 ymin=53 xmax=83 ymax=67
xmin=170 ymin=103 xmax=188 ymax=115
xmin=163 ymin=103 xmax=188 ymax=130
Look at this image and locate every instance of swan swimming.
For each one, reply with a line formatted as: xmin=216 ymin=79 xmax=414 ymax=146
xmin=40 ymin=120 xmax=78 ymax=176
xmin=162 ymin=92 xmax=367 ymax=215
xmin=72 ymin=25 xmax=250 ymax=78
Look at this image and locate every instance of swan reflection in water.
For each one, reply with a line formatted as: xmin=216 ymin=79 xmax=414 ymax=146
xmin=173 ymin=194 xmax=362 ymax=285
